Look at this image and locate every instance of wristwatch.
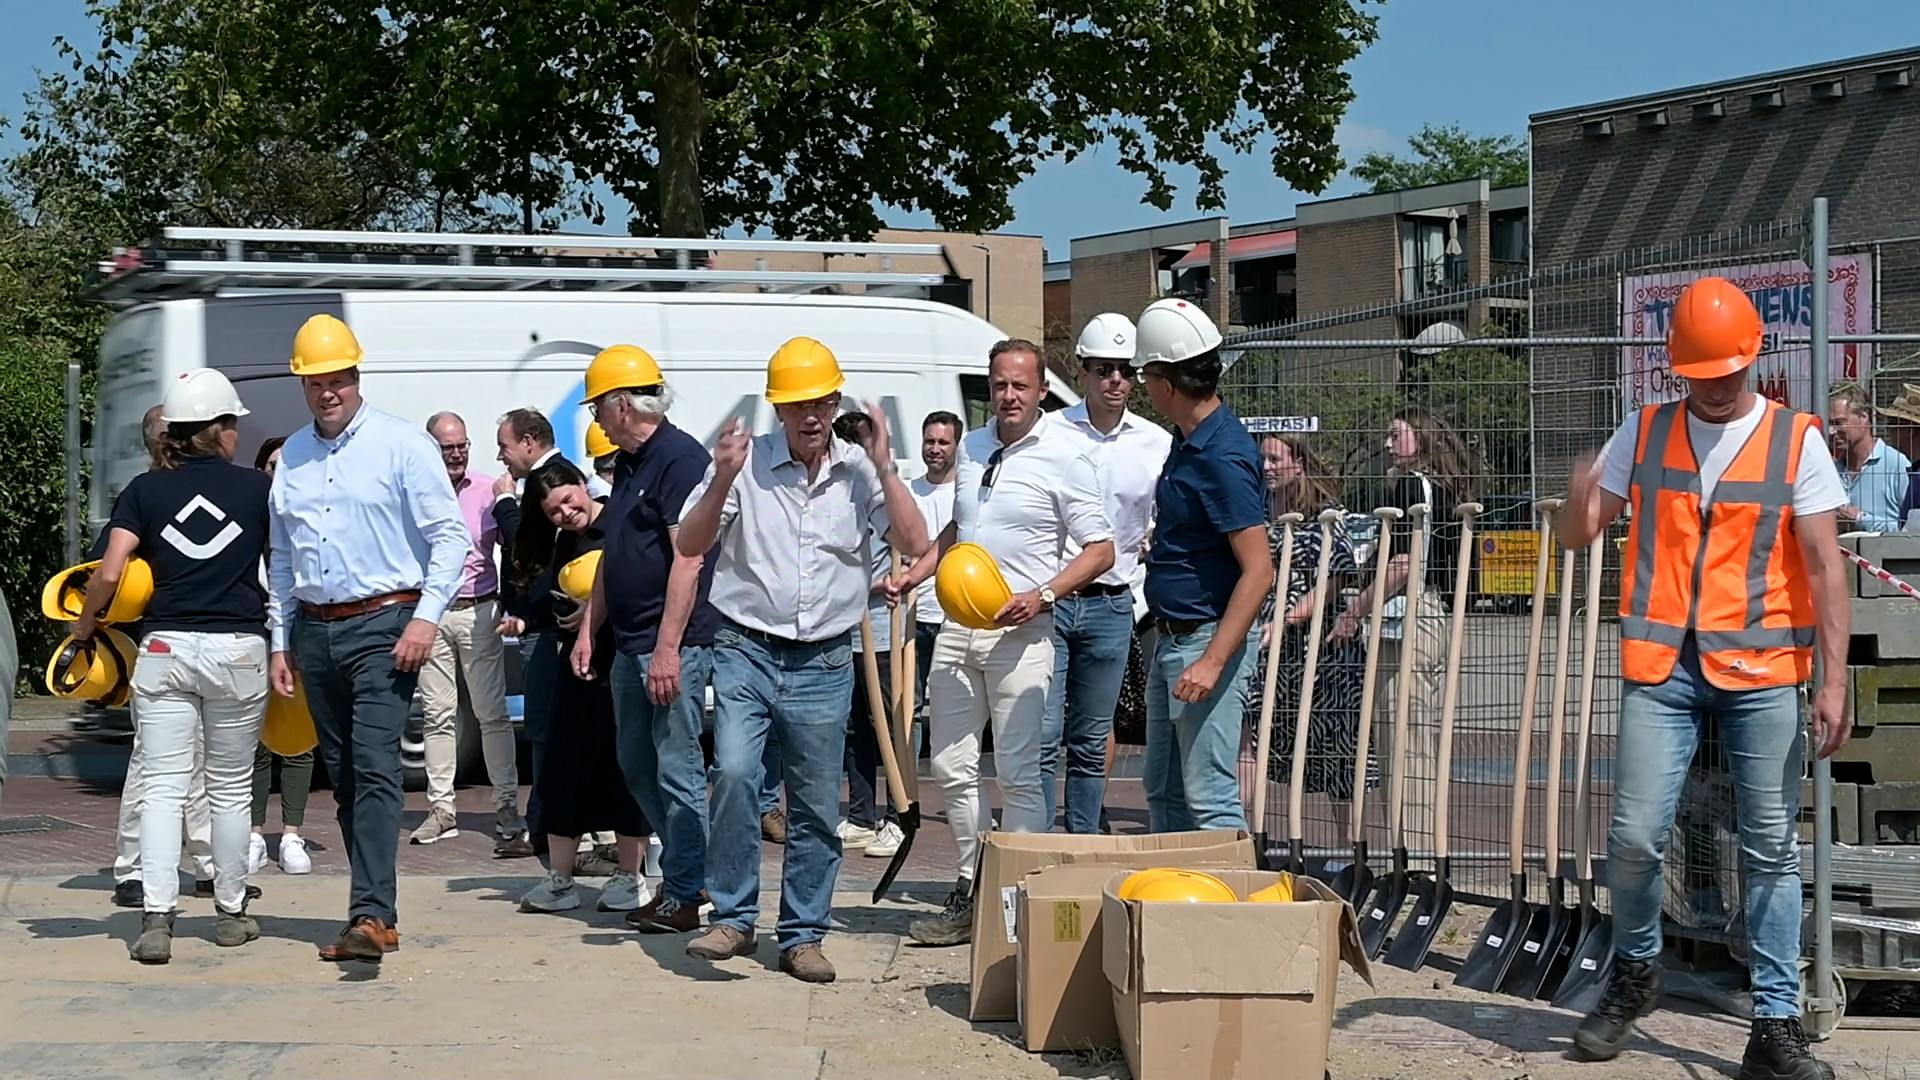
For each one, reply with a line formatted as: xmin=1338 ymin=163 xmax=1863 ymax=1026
xmin=1038 ymin=586 xmax=1056 ymax=608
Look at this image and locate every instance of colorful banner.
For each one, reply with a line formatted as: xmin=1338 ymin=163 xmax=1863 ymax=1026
xmin=1620 ymin=254 xmax=1873 ymax=413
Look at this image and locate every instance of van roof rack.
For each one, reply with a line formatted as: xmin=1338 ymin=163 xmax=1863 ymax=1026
xmin=89 ymin=226 xmax=955 ymax=307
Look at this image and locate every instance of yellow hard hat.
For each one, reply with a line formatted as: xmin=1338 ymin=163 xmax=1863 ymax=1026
xmin=290 ymin=313 xmax=363 ymax=377
xmin=261 ymin=682 xmax=319 ymax=756
xmin=584 ymin=421 xmax=618 ymax=460
xmin=933 ymin=542 xmax=1013 ymax=631
xmin=765 ymin=337 xmax=844 ymax=405
xmin=1247 ymin=873 xmax=1297 ymax=903
xmin=1118 ymin=868 xmax=1237 ymax=904
xmin=44 ymin=628 xmax=136 ymax=707
xmin=581 ymin=344 xmax=664 ymax=404
xmin=558 ymin=549 xmax=603 ymax=602
xmin=41 ymin=558 xmax=155 ymax=625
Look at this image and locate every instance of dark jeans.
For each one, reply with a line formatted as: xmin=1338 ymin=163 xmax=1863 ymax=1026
xmin=293 ymin=603 xmax=416 ymax=926
xmin=914 ymin=621 xmax=940 ymax=762
xmin=250 ymin=744 xmax=314 ymax=828
xmin=1039 ymin=593 xmax=1134 ymax=833
xmin=519 ymin=631 xmax=558 ymax=836
xmin=845 ymin=648 xmax=893 ymax=829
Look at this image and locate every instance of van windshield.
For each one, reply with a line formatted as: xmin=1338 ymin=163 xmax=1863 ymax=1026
xmin=92 ymin=308 xmax=165 ymax=528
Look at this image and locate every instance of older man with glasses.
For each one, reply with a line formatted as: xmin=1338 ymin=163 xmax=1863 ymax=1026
xmin=410 ymin=411 xmax=523 ymax=848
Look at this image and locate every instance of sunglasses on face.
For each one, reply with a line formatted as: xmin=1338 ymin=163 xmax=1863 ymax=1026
xmin=1085 ymin=362 xmax=1136 ymax=382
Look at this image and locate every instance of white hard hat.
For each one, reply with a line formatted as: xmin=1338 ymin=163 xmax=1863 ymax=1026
xmin=1074 ymin=312 xmax=1137 ymax=361
xmin=160 ymin=368 xmax=250 ymax=423
xmin=1135 ymin=298 xmax=1224 ymax=366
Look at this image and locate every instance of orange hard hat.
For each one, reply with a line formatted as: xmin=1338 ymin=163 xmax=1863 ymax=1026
xmin=1667 ymin=276 xmax=1764 ymax=380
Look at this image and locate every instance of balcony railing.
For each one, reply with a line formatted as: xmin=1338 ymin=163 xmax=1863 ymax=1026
xmin=1402 ymin=254 xmax=1468 ymax=300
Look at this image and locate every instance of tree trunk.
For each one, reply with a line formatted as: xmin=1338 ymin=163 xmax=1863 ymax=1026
xmin=652 ymin=0 xmax=707 ymax=239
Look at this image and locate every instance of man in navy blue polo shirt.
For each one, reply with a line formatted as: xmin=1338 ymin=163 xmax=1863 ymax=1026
xmin=1137 ymin=299 xmax=1274 ymax=834
xmin=569 ymin=344 xmax=720 ymax=935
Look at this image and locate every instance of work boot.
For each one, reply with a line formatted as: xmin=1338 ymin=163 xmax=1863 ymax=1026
xmin=780 ymin=943 xmax=836 ymax=984
xmin=686 ymin=924 xmax=757 ymax=961
xmin=1738 ymin=1018 xmax=1834 ymax=1080
xmin=908 ymin=880 xmax=974 ymax=947
xmin=112 ymin=880 xmax=144 ymax=909
xmin=631 ymin=894 xmax=704 ymax=935
xmin=129 ymin=912 xmax=175 ymax=964
xmin=214 ymin=903 xmax=260 ymax=948
xmin=761 ymin=810 xmax=788 ymax=845
xmin=1572 ymin=959 xmax=1662 ymax=1060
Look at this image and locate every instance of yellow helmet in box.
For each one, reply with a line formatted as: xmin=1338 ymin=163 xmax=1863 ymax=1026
xmin=1247 ymin=873 xmax=1297 ymax=903
xmin=1118 ymin=868 xmax=1237 ymax=904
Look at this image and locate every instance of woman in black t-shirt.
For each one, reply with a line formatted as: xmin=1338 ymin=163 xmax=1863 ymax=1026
xmin=1326 ymin=406 xmax=1479 ymax=856
xmin=74 ymin=369 xmax=272 ymax=964
xmin=509 ymin=457 xmax=653 ymax=916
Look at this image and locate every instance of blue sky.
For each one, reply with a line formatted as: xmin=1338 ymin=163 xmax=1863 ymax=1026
xmin=3 ymin=3 xmax=1914 ymax=257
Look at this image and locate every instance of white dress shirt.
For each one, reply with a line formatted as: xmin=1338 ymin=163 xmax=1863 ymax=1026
xmin=951 ymin=413 xmax=1112 ymax=595
xmin=682 ymin=433 xmax=890 ymax=643
xmin=910 ymin=475 xmax=957 ymax=624
xmin=1056 ymin=402 xmax=1172 ymax=590
xmin=268 ymin=404 xmax=469 ymax=651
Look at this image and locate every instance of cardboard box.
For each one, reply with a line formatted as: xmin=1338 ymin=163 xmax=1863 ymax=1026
xmin=968 ymin=829 xmax=1256 ymax=1021
xmin=1016 ymin=865 xmax=1126 ymax=1053
xmin=1101 ymin=870 xmax=1372 ymax=1080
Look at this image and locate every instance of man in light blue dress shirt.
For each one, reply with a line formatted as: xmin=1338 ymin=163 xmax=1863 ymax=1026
xmin=267 ymin=313 xmax=467 ymax=963
xmin=1829 ymin=386 xmax=1912 ymax=534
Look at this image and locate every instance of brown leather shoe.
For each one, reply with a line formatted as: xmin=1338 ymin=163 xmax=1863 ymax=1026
xmin=318 ymin=916 xmax=398 ymax=962
xmin=761 ymin=810 xmax=788 ymax=845
xmin=686 ymin=923 xmax=756 ymax=961
xmin=626 ymin=889 xmax=707 ymax=929
xmin=780 ymin=943 xmax=836 ymax=984
xmin=632 ymin=894 xmax=704 ymax=934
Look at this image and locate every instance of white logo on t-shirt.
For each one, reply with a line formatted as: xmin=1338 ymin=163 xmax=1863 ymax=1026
xmin=161 ymin=494 xmax=243 ymax=560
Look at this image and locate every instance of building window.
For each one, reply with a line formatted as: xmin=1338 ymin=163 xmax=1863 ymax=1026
xmin=1400 ymin=218 xmax=1466 ymax=299
xmin=1490 ymin=210 xmax=1529 ymax=277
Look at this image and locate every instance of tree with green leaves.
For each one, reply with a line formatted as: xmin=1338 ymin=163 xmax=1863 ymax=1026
xmin=1351 ymin=122 xmax=1528 ymax=193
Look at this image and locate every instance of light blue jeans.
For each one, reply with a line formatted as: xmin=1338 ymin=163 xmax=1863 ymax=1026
xmin=704 ymin=622 xmax=853 ymax=951
xmin=1609 ymin=641 xmax=1805 ymax=1019
xmin=1040 ymin=593 xmax=1136 ymax=833
xmin=1144 ymin=621 xmax=1258 ymax=833
xmin=610 ymin=646 xmax=714 ymax=906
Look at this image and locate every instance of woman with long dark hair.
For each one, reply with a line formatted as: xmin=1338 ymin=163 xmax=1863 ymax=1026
xmin=74 ymin=370 xmax=273 ymax=963
xmin=245 ymin=436 xmax=314 ymax=876
xmin=512 ymin=456 xmax=653 ymax=914
xmin=1245 ymin=435 xmax=1367 ymax=798
xmin=1327 ymin=405 xmax=1481 ymax=854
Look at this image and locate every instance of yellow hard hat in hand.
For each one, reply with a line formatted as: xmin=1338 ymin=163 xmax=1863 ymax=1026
xmin=558 ymin=550 xmax=603 ymax=602
xmin=934 ymin=543 xmax=1013 ymax=631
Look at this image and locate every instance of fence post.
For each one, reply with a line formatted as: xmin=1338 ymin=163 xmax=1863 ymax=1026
xmin=1808 ymin=195 xmax=1838 ymax=1037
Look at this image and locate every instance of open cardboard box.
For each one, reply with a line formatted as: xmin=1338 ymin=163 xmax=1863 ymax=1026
xmin=1015 ymin=864 xmax=1130 ymax=1053
xmin=969 ymin=829 xmax=1256 ymax=1021
xmin=1101 ymin=869 xmax=1373 ymax=1080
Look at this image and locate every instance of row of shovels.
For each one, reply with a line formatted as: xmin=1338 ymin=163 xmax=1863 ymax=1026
xmin=1248 ymin=499 xmax=1613 ymax=1010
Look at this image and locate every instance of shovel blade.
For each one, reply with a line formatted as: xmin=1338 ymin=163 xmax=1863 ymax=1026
xmin=1332 ymin=863 xmax=1375 ymax=910
xmin=1552 ymin=911 xmax=1614 ymax=1014
xmin=870 ymin=803 xmax=920 ymax=904
xmin=1457 ymin=885 xmax=1536 ymax=992
xmin=1501 ymin=900 xmax=1571 ymax=998
xmin=1359 ymin=869 xmax=1410 ymax=959
xmin=1383 ymin=871 xmax=1452 ymax=971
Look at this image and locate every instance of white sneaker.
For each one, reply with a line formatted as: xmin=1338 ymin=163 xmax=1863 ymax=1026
xmin=837 ymin=820 xmax=878 ymax=848
xmin=597 ymin=870 xmax=652 ymax=912
xmin=246 ymin=833 xmax=269 ymax=874
xmin=865 ymin=820 xmax=905 ymax=858
xmin=279 ymin=833 xmax=311 ymax=875
xmin=519 ymin=871 xmax=581 ymax=913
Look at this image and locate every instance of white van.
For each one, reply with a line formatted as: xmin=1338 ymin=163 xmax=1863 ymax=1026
xmin=92 ymin=289 xmax=1079 ymax=530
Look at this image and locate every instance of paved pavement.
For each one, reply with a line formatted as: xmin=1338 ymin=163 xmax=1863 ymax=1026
xmin=4 ymin=772 xmax=1920 ymax=1079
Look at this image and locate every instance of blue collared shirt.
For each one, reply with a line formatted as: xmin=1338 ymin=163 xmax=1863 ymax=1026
xmin=604 ymin=418 xmax=719 ymax=657
xmin=267 ymin=403 xmax=469 ymax=650
xmin=1842 ymin=437 xmax=1912 ymax=533
xmin=1144 ymin=402 xmax=1267 ymax=623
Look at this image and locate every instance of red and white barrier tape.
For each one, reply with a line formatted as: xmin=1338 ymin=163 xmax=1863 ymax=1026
xmin=1838 ymin=546 xmax=1920 ymax=603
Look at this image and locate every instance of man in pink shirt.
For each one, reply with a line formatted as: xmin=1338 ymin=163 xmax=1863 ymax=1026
xmin=411 ymin=412 xmax=525 ymax=850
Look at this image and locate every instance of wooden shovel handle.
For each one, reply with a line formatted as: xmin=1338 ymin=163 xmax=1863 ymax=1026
xmin=1251 ymin=512 xmax=1304 ymax=829
xmin=1504 ymin=500 xmax=1561 ymax=877
xmin=1288 ymin=508 xmax=1344 ymax=844
xmin=1570 ymin=536 xmax=1605 ymax=879
xmin=859 ymin=615 xmax=912 ymax=814
xmin=1541 ymin=538 xmax=1579 ymax=877
xmin=1432 ymin=501 xmax=1484 ymax=860
xmin=1385 ymin=504 xmax=1430 ymax=848
xmin=1348 ymin=505 xmax=1404 ymax=843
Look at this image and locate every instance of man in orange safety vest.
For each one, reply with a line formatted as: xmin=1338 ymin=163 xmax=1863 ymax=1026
xmin=1557 ymin=276 xmax=1849 ymax=1080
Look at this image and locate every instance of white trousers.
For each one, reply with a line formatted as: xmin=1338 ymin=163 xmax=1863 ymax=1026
xmin=927 ymin=615 xmax=1055 ymax=883
xmin=417 ymin=599 xmax=518 ymax=812
xmin=129 ymin=631 xmax=267 ymax=913
xmin=115 ymin=718 xmax=214 ymax=885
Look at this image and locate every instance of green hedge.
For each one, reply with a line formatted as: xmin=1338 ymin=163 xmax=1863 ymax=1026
xmin=0 ymin=335 xmax=90 ymax=692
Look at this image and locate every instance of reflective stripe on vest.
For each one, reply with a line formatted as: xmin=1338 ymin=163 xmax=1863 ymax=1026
xmin=1618 ymin=398 xmax=1816 ymax=689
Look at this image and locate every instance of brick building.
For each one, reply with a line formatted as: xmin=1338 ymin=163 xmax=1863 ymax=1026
xmin=1063 ymin=217 xmax=1298 ymax=343
xmin=1528 ymin=46 xmax=1920 ymax=476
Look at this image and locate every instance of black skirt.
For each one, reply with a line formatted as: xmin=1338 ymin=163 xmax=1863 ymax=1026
xmin=532 ymin=635 xmax=651 ymax=839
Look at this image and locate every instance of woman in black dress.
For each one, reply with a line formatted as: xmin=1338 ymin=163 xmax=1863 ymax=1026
xmin=508 ymin=457 xmax=653 ymax=915
xmin=1244 ymin=434 xmax=1368 ymax=799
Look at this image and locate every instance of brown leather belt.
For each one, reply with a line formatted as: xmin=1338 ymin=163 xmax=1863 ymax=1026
xmin=300 ymin=590 xmax=422 ymax=622
xmin=448 ymin=592 xmax=497 ymax=611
